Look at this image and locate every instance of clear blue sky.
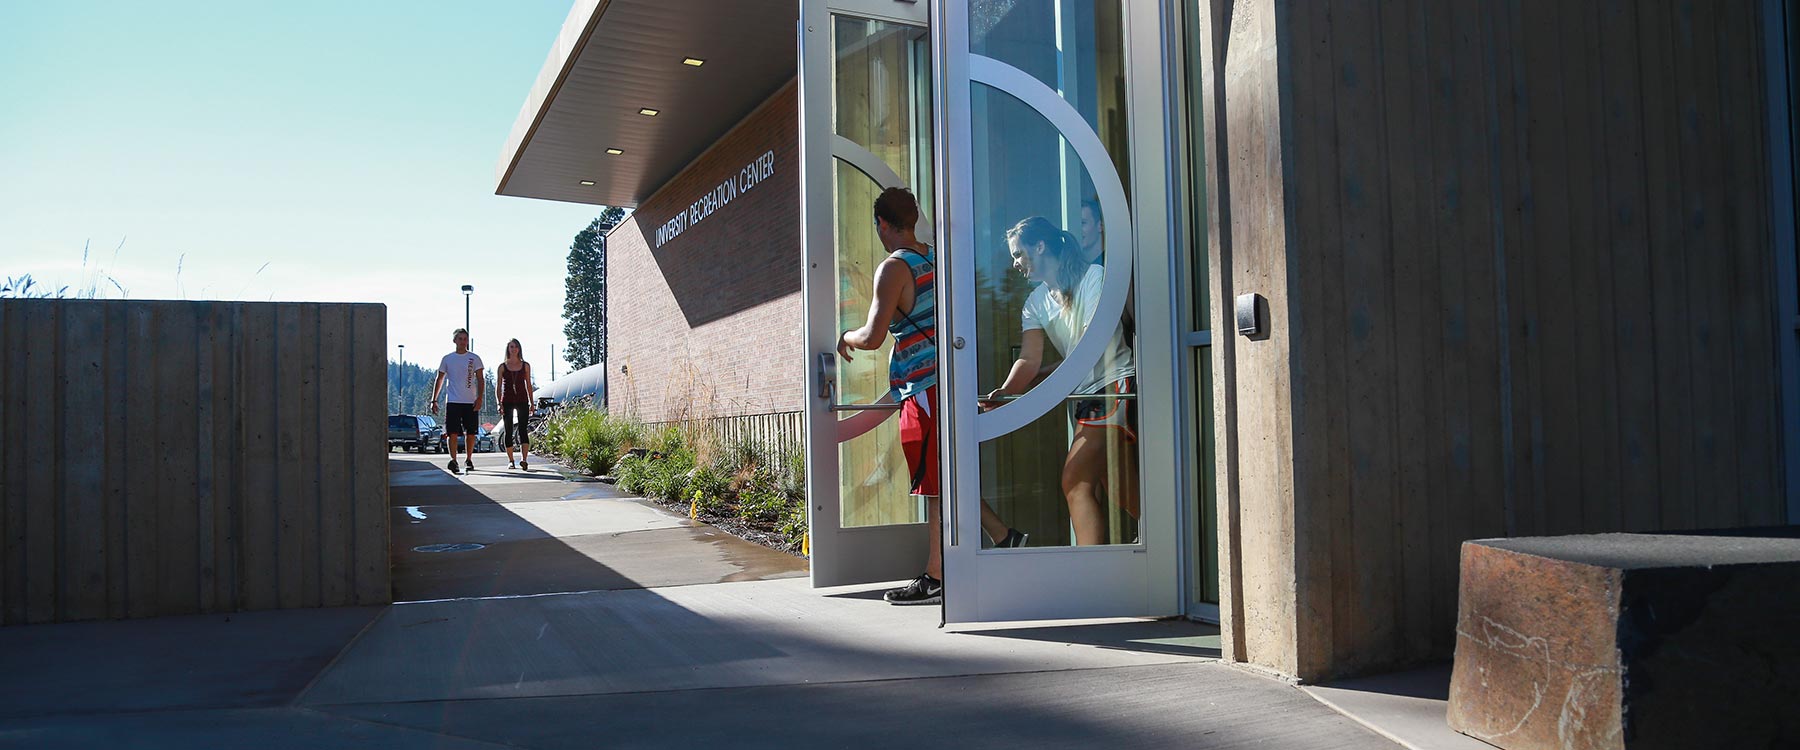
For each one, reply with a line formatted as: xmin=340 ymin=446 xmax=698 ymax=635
xmin=0 ymin=0 xmax=606 ymax=378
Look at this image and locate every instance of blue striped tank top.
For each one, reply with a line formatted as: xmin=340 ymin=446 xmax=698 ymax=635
xmin=887 ymin=247 xmax=937 ymax=399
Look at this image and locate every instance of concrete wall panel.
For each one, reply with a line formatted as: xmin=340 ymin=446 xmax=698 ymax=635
xmin=1202 ymin=0 xmax=1790 ymax=681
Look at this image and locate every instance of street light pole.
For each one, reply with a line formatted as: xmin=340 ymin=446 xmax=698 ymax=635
xmin=461 ymin=284 xmax=474 ymax=344
xmin=397 ymin=344 xmax=405 ymax=412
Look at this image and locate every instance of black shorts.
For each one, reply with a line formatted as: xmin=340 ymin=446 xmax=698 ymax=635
xmin=1072 ymin=377 xmax=1137 ymax=442
xmin=445 ymin=402 xmax=479 ymax=435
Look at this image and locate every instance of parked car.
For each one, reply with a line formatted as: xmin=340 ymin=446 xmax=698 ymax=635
xmin=418 ymin=414 xmax=445 ymax=453
xmin=388 ymin=414 xmax=436 ymax=453
xmin=430 ymin=421 xmax=496 ymax=453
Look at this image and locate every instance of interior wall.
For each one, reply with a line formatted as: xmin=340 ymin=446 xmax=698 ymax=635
xmin=1202 ymin=0 xmax=1790 ymax=681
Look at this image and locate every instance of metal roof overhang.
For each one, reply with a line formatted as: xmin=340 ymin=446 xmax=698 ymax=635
xmin=495 ymin=0 xmax=797 ymax=207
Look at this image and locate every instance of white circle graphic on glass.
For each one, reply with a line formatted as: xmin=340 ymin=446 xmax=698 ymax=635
xmin=969 ymin=55 xmax=1134 ymax=443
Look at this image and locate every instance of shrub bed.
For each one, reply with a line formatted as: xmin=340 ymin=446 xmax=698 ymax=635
xmin=535 ymin=403 xmax=808 ymax=554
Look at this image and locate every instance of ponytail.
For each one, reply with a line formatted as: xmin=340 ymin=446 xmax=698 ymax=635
xmin=1005 ymin=216 xmax=1088 ymax=312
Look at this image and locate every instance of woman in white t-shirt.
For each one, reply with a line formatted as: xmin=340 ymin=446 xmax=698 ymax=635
xmin=983 ymin=216 xmax=1139 ymax=545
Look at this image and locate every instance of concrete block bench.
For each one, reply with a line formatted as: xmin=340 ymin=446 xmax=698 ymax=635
xmin=1446 ymin=532 xmax=1800 ymax=750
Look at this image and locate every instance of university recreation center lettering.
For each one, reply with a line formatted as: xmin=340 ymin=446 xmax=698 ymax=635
xmin=653 ymin=150 xmax=776 ymax=248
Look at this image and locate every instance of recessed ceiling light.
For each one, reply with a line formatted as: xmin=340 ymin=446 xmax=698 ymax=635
xmin=579 ymin=180 xmax=595 ymax=186
xmin=682 ymin=57 xmax=705 ymax=67
xmin=638 ymin=108 xmax=660 ymax=116
xmin=605 ymin=148 xmax=623 ymax=155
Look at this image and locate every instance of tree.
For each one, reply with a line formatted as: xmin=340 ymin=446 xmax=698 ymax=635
xmin=562 ymin=207 xmax=627 ymax=371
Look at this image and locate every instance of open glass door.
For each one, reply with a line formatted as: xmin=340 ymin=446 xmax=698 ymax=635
xmin=938 ymin=0 xmax=1183 ymax=621
xmin=801 ymin=0 xmax=937 ymax=586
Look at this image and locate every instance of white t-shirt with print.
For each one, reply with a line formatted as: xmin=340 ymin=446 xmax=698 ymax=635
xmin=438 ymin=352 xmax=485 ymax=405
xmin=1021 ymin=263 xmax=1134 ymax=394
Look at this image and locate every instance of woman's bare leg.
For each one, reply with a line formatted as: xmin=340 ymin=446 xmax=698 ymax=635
xmin=1062 ymin=429 xmax=1111 ymax=545
xmin=979 ymin=503 xmax=1010 ymax=543
xmin=1117 ymin=436 xmax=1140 ymax=520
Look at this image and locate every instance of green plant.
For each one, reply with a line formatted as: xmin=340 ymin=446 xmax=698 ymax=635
xmin=537 ymin=412 xmax=566 ymax=454
xmin=713 ymin=438 xmax=765 ymax=478
xmin=644 ymin=451 xmax=695 ymax=501
xmin=777 ymin=501 xmax=808 ymax=549
xmin=615 ymin=454 xmax=651 ymax=493
xmin=648 ymin=424 xmax=687 ymax=456
xmin=688 ymin=465 xmax=729 ymax=501
xmin=736 ymin=472 xmax=789 ymax=524
xmin=778 ymin=449 xmax=806 ymax=499
xmin=536 ymin=404 xmax=647 ymax=476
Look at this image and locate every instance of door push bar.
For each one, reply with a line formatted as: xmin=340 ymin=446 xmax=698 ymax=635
xmin=979 ymin=392 xmax=1139 ymax=404
xmin=823 ymin=353 xmax=1137 ymax=408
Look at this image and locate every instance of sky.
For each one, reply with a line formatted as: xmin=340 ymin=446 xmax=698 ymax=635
xmin=0 ymin=0 xmax=607 ymax=379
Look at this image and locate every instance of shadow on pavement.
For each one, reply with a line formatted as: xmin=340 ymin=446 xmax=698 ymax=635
xmin=0 ymin=607 xmax=382 ymax=720
xmin=954 ymin=618 xmax=1224 ymax=659
xmin=387 ymin=454 xmax=806 ymax=602
xmin=822 ymin=587 xmax=892 ymax=602
xmin=1316 ymin=662 xmax=1453 ymax=701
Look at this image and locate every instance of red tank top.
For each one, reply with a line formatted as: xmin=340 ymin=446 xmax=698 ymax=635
xmin=499 ymin=362 xmax=530 ymax=404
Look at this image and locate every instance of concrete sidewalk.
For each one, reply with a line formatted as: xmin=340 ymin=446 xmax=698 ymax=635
xmin=0 ymin=454 xmax=1405 ymax=749
xmin=389 ymin=452 xmax=808 ymax=601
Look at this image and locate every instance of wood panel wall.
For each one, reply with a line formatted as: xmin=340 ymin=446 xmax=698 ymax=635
xmin=0 ymin=300 xmax=390 ymax=625
xmin=1201 ymin=0 xmax=1790 ymax=680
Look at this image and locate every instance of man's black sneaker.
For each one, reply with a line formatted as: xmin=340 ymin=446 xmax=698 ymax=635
xmin=464 ymin=460 xmax=475 ymax=473
xmin=883 ymin=574 xmax=943 ymax=606
xmin=445 ymin=459 xmax=460 ymax=474
xmin=997 ymin=528 xmax=1030 ymax=548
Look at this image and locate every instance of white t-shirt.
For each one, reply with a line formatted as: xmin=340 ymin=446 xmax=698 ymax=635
xmin=1021 ymin=263 xmax=1134 ymax=394
xmin=438 ymin=352 xmax=485 ymax=404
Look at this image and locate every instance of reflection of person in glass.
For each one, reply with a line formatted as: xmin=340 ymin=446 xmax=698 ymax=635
xmin=1078 ymin=197 xmax=1105 ymax=264
xmin=984 ymin=216 xmax=1139 ymax=545
xmin=838 ymin=188 xmax=1027 ymax=605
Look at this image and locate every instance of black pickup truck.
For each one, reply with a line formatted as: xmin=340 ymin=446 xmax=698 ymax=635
xmin=388 ymin=414 xmax=443 ymax=453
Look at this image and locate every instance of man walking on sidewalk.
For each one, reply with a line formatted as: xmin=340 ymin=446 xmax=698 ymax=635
xmin=430 ymin=328 xmax=485 ymax=475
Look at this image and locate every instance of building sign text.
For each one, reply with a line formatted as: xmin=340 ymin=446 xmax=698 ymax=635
xmin=654 ymin=150 xmax=776 ymax=248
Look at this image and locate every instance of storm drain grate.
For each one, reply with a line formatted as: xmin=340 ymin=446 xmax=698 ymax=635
xmin=413 ymin=543 xmax=486 ymax=553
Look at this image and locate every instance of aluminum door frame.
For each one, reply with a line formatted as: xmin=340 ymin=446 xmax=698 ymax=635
xmin=935 ymin=0 xmax=1186 ymax=623
xmin=800 ymin=0 xmax=937 ymax=587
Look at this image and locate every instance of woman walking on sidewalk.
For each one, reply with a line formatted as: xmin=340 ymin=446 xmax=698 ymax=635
xmin=497 ymin=338 xmax=535 ymax=471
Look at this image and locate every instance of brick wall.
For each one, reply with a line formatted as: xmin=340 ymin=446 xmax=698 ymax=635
xmin=606 ymin=81 xmax=803 ymax=424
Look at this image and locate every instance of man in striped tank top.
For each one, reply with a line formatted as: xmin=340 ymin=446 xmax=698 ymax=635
xmin=838 ymin=188 xmax=1025 ymax=606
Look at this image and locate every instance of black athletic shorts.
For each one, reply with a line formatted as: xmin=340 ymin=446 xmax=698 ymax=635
xmin=1071 ymin=377 xmax=1137 ymax=442
xmin=445 ymin=402 xmax=479 ymax=435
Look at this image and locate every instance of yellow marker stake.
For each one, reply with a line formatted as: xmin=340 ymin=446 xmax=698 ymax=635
xmin=689 ymin=497 xmax=698 ymax=519
xmin=802 ymin=533 xmax=810 ymax=557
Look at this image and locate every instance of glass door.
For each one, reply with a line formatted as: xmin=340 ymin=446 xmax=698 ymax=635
xmin=938 ymin=0 xmax=1183 ymax=622
xmin=801 ymin=0 xmax=938 ymax=586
